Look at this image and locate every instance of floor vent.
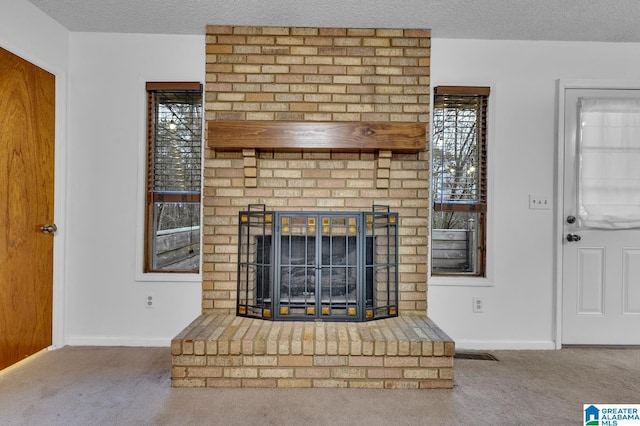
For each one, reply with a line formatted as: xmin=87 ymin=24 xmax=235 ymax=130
xmin=454 ymin=351 xmax=499 ymax=361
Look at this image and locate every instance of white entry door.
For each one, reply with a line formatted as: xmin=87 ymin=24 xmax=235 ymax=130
xmin=562 ymin=86 xmax=640 ymax=344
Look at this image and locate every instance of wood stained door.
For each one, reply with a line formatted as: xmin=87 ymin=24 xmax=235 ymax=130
xmin=0 ymin=47 xmax=55 ymax=370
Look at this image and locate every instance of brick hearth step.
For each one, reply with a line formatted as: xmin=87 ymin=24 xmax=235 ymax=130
xmin=171 ymin=314 xmax=454 ymax=389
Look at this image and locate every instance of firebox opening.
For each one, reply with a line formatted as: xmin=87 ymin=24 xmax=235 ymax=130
xmin=237 ymin=205 xmax=398 ymax=322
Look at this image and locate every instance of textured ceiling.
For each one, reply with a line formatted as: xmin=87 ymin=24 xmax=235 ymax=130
xmin=26 ymin=0 xmax=640 ymax=42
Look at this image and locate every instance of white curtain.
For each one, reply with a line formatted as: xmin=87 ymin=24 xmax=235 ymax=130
xmin=578 ymin=97 xmax=640 ymax=228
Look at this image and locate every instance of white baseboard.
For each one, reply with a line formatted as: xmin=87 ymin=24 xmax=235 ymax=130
xmin=64 ymin=336 xmax=171 ymax=347
xmin=454 ymin=340 xmax=557 ymax=351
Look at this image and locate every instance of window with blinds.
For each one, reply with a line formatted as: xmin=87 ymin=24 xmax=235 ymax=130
xmin=431 ymin=86 xmax=489 ymax=276
xmin=145 ymin=82 xmax=203 ymax=273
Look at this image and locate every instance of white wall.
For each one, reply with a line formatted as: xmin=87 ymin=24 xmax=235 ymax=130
xmin=429 ymin=38 xmax=640 ymax=349
xmin=1 ymin=0 xmax=69 ymax=348
xmin=64 ymin=32 xmax=204 ymax=346
xmin=0 ymin=0 xmax=68 ymax=70
xmin=6 ymin=0 xmax=640 ymax=349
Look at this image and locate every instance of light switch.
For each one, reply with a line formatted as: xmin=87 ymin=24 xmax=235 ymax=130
xmin=529 ymin=194 xmax=551 ymax=210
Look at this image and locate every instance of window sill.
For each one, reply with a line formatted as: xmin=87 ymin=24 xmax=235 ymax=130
xmin=135 ymin=271 xmax=201 ymax=283
xmin=428 ymin=275 xmax=493 ymax=287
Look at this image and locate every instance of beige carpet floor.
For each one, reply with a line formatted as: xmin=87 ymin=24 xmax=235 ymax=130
xmin=0 ymin=346 xmax=638 ymax=425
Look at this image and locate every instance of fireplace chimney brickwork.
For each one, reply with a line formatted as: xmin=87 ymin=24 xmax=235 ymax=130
xmin=203 ymin=26 xmax=430 ymax=317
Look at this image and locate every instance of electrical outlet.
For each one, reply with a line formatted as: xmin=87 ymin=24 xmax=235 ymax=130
xmin=145 ymin=293 xmax=155 ymax=309
xmin=529 ymin=194 xmax=551 ymax=210
xmin=472 ymin=297 xmax=484 ymax=313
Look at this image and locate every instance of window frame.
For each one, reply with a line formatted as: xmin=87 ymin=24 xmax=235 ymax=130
xmin=429 ymin=85 xmax=492 ymax=283
xmin=144 ymin=81 xmax=203 ymax=275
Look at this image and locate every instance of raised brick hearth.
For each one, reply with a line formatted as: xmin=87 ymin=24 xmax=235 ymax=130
xmin=172 ymin=314 xmax=454 ymax=389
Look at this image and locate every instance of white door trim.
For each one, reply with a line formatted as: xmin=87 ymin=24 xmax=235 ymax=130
xmin=555 ymin=79 xmax=640 ymax=349
xmin=52 ymin=73 xmax=67 ymax=349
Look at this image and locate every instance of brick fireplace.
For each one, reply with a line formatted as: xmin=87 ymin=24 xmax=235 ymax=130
xmin=170 ymin=25 xmax=455 ymax=389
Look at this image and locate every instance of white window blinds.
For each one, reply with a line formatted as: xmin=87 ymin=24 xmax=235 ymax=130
xmin=578 ymin=97 xmax=640 ymax=228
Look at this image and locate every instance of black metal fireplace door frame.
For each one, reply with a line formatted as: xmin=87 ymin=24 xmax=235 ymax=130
xmin=237 ymin=206 xmax=398 ymax=322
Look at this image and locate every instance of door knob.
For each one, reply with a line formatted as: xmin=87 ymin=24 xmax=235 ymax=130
xmin=566 ymin=233 xmax=581 ymax=242
xmin=41 ymin=224 xmax=58 ymax=234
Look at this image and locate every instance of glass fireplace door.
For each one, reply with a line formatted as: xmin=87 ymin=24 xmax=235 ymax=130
xmin=275 ymin=213 xmax=361 ymax=320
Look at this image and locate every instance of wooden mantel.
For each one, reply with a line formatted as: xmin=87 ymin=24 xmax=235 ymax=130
xmin=207 ymin=121 xmax=426 ymax=152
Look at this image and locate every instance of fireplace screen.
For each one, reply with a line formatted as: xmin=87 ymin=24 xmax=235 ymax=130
xmin=237 ymin=205 xmax=398 ymax=321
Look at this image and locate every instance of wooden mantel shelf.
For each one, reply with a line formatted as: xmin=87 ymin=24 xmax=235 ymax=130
xmin=207 ymin=121 xmax=426 ymax=152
